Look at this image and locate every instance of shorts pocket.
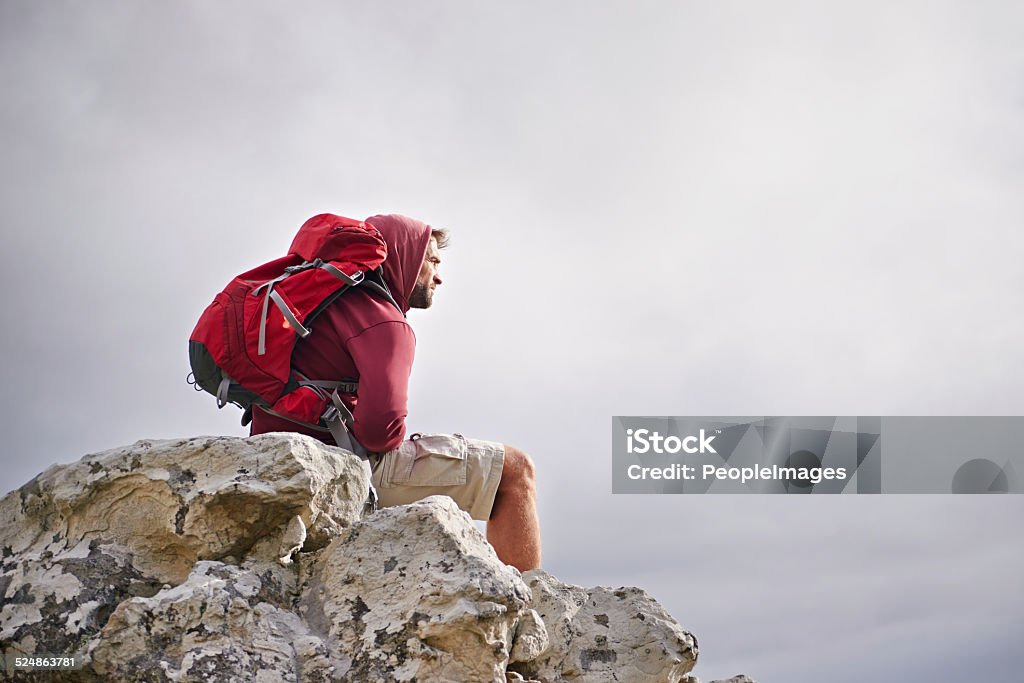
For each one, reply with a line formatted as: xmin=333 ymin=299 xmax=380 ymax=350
xmin=386 ymin=433 xmax=468 ymax=487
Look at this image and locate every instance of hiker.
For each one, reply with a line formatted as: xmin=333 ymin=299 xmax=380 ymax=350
xmin=247 ymin=214 xmax=542 ymax=572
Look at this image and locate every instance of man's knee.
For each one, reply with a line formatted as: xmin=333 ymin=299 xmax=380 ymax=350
xmin=499 ymin=445 xmax=536 ymax=490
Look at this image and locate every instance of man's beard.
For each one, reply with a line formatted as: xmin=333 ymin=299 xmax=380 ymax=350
xmin=408 ymin=281 xmax=433 ymax=309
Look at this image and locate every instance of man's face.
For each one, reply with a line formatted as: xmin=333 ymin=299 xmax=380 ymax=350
xmin=409 ymin=235 xmax=442 ymax=309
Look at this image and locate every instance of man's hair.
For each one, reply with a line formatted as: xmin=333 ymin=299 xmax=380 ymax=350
xmin=431 ymin=228 xmax=450 ymax=249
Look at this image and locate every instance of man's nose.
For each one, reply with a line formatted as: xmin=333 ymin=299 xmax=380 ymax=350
xmin=433 ymin=273 xmax=443 ymax=286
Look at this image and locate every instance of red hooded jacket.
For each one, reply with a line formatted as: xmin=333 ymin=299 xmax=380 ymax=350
xmin=249 ymin=214 xmax=432 ymax=453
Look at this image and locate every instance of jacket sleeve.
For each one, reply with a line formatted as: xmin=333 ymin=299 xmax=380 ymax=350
xmin=347 ymin=320 xmax=416 ymax=453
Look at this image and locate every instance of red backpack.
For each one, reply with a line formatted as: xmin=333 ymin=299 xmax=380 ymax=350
xmin=188 ymin=214 xmax=400 ymax=432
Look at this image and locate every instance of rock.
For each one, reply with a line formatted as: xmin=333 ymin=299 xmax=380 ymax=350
xmin=0 ymin=538 xmax=165 ymax=673
xmin=1 ymin=434 xmax=368 ymax=583
xmin=505 ymin=672 xmax=540 ymax=683
xmin=0 ymin=434 xmax=367 ymax=671
xmin=88 ymin=561 xmax=332 ymax=682
xmin=710 ymin=677 xmax=757 ymax=683
xmin=511 ymin=571 xmax=698 ymax=683
xmin=509 ymin=608 xmax=548 ymax=664
xmin=278 ymin=515 xmax=307 ymax=565
xmin=0 ymin=434 xmax=744 ymax=682
xmin=299 ymin=495 xmax=542 ymax=682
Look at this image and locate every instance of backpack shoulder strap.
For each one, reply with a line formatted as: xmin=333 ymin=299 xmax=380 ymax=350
xmin=361 ymin=267 xmax=403 ymax=314
xmin=304 ymin=265 xmax=402 ymax=326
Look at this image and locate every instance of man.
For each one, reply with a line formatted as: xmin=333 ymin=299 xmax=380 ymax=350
xmin=251 ymin=214 xmax=541 ymax=572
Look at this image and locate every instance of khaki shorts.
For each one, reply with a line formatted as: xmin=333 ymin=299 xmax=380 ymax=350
xmin=370 ymin=433 xmax=505 ymax=521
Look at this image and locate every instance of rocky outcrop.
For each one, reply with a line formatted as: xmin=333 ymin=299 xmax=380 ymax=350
xmin=516 ymin=573 xmax=695 ymax=683
xmin=0 ymin=434 xmax=752 ymax=682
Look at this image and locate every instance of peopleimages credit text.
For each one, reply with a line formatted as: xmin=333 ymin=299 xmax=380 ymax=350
xmin=627 ymin=462 xmax=848 ymax=484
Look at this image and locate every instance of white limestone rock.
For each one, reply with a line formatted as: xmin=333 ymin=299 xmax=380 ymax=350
xmin=0 ymin=433 xmax=368 ymax=581
xmin=0 ymin=434 xmax=367 ymax=664
xmin=509 ymin=608 xmax=549 ymax=664
xmin=511 ymin=570 xmax=699 ymax=683
xmin=299 ymin=495 xmax=546 ymax=682
xmin=88 ymin=560 xmax=332 ymax=682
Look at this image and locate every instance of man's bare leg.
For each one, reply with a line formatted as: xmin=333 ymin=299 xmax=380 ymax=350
xmin=487 ymin=445 xmax=542 ymax=572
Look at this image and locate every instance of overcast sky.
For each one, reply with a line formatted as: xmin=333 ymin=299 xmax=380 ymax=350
xmin=2 ymin=2 xmax=1023 ymax=681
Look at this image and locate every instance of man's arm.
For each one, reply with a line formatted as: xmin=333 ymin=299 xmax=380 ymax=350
xmin=346 ymin=320 xmax=416 ymax=453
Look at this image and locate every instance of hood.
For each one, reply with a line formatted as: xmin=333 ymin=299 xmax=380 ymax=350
xmin=364 ymin=214 xmax=432 ymax=313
